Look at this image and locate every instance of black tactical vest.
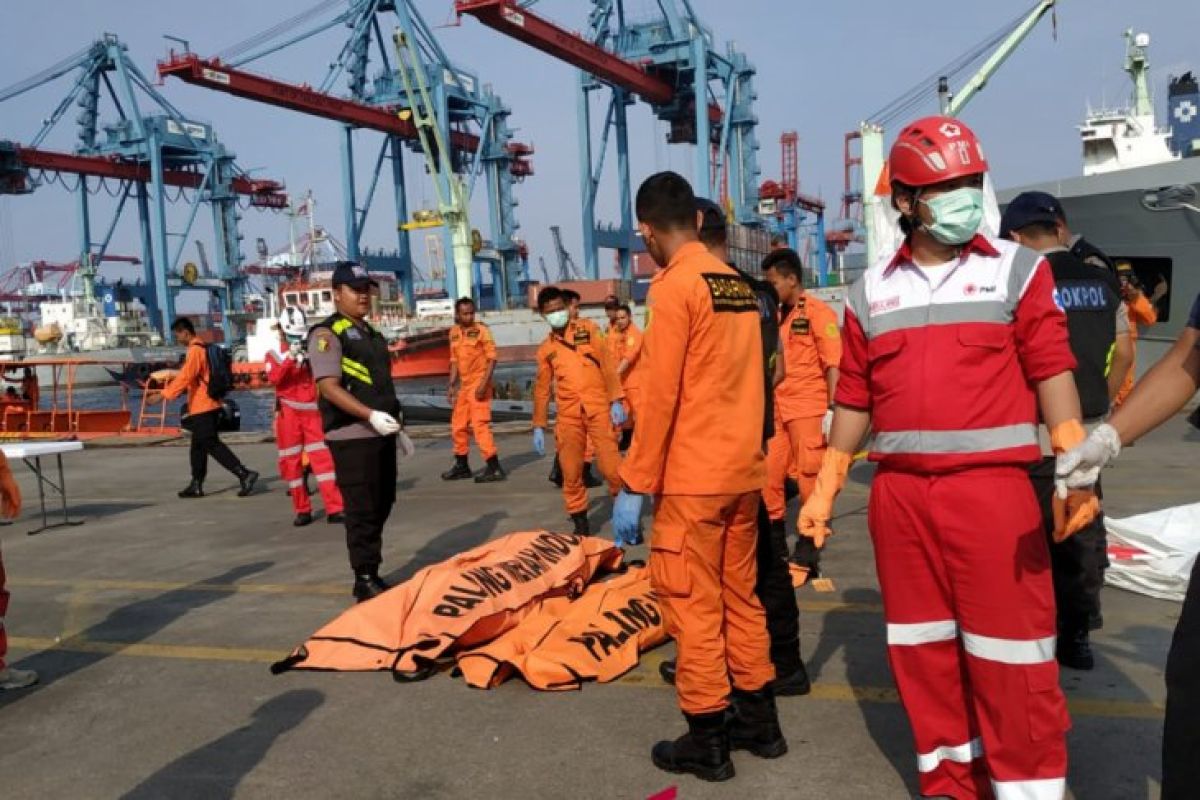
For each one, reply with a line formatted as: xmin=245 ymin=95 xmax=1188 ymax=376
xmin=1045 ymin=250 xmax=1120 ymax=419
xmin=313 ymin=312 xmax=400 ymax=433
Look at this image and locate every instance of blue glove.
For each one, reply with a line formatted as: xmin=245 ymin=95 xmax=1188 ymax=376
xmin=532 ymin=427 xmax=545 ymax=457
xmin=612 ymin=490 xmax=644 ymax=547
xmin=610 ymin=401 xmax=627 ymax=428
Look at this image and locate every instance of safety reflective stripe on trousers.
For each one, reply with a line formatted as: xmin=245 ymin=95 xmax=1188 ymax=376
xmin=287 ymin=479 xmax=304 ymax=489
xmin=872 ymin=424 xmax=1037 ymax=455
xmin=917 ymin=737 xmax=983 ymax=773
xmin=281 ymin=399 xmax=319 ymax=411
xmin=992 ymin=777 xmax=1066 ymax=799
xmin=887 ymin=620 xmax=958 ymax=646
xmin=961 ymin=631 xmax=1056 ymax=665
xmin=278 ymin=445 xmax=303 ymax=457
xmin=303 ymin=442 xmax=327 ymax=453
xmin=341 ymin=358 xmax=373 ymax=385
xmin=314 ymin=472 xmax=336 ymax=483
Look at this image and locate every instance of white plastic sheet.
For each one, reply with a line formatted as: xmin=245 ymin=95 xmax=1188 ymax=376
xmin=1105 ymin=503 xmax=1200 ymax=602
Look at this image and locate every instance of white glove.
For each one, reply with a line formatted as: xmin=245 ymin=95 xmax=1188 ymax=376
xmin=1054 ymin=422 xmax=1122 ymax=494
xmin=368 ymin=410 xmax=401 ymax=436
xmin=397 ymin=431 xmax=415 ymax=458
xmin=821 ymin=408 xmax=834 ymax=440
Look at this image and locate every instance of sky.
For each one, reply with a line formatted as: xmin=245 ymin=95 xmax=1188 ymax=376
xmin=0 ymin=0 xmax=1196 ymax=300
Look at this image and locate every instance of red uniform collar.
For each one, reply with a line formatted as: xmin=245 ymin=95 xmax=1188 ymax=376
xmin=885 ymin=234 xmax=1000 ymax=274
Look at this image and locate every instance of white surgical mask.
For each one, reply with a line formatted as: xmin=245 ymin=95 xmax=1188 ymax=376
xmin=920 ymin=187 xmax=985 ymax=245
xmin=544 ymin=310 xmax=570 ymax=329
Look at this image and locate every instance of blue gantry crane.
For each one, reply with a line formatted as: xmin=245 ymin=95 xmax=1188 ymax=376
xmin=0 ymin=34 xmax=287 ymax=338
xmin=159 ymin=0 xmax=534 ymax=310
xmin=456 ymin=0 xmax=763 ymax=279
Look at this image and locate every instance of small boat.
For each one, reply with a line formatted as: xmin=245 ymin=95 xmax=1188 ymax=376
xmin=0 ymin=358 xmax=181 ymax=440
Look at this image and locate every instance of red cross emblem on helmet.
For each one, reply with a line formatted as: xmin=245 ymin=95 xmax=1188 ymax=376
xmin=888 ymin=115 xmax=988 ymax=188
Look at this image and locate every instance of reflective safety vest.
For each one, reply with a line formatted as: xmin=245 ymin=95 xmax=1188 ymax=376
xmin=272 ymin=531 xmax=623 ymax=678
xmin=457 ymin=566 xmax=667 ymax=690
xmin=312 ymin=312 xmax=398 ymax=433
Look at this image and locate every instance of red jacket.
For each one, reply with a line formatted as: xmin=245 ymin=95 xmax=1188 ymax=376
xmin=837 ymin=235 xmax=1076 ymax=473
xmin=265 ymin=348 xmax=319 ymax=410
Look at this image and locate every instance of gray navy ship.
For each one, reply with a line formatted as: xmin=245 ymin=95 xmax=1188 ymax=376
xmin=999 ymin=30 xmax=1200 ymax=365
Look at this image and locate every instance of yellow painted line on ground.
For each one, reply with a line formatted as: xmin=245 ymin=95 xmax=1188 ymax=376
xmin=7 ymin=635 xmax=1162 ymax=719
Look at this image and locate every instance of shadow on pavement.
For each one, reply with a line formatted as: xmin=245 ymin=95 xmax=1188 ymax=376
xmin=806 ymin=587 xmax=918 ymax=795
xmin=0 ymin=561 xmax=272 ymax=710
xmin=120 ymin=689 xmax=324 ymax=800
xmin=384 ymin=510 xmax=508 ymax=584
xmin=500 ymin=449 xmax=544 ymax=474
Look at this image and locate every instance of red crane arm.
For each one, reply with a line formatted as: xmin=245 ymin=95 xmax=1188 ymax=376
xmin=15 ymin=146 xmax=287 ymax=209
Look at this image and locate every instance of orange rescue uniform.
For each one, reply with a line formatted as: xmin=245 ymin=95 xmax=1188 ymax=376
xmin=534 ymin=319 xmax=623 ymax=515
xmin=620 ymin=241 xmax=774 ymax=715
xmin=161 ymin=339 xmax=220 ymax=414
xmin=608 ymin=323 xmax=644 ymax=425
xmin=764 ymin=294 xmax=842 ymax=519
xmin=449 ymin=321 xmax=498 ymax=460
xmin=1114 ymin=292 xmax=1158 ymax=406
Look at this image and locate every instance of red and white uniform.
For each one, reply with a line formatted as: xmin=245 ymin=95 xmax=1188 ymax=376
xmin=839 ymin=235 xmax=1076 ymax=799
xmin=266 ymin=348 xmax=343 ymax=517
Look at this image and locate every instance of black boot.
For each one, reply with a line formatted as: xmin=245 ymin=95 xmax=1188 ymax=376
xmin=352 ymin=573 xmax=391 ymax=603
xmin=327 ymin=512 xmax=345 ymax=524
xmin=548 ymin=456 xmax=563 ymax=487
xmin=582 ymin=462 xmax=603 ymax=488
xmin=571 ymin=511 xmax=591 ymax=536
xmin=441 ymin=455 xmax=473 ymax=481
xmin=659 ymin=658 xmax=677 ymax=685
xmin=770 ymin=661 xmax=812 ymax=697
xmin=293 ymin=512 xmax=314 ymax=527
xmin=651 ymin=711 xmax=734 ymax=782
xmin=474 ymin=456 xmax=506 ymax=483
xmin=235 ymin=467 xmax=259 ymax=497
xmin=1057 ymin=628 xmax=1095 ymax=671
xmin=728 ymin=686 xmax=788 ymax=759
xmin=178 ymin=480 xmax=204 ymax=499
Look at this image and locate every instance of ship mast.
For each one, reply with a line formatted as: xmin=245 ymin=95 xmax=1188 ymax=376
xmin=1124 ymin=30 xmax=1154 ymax=118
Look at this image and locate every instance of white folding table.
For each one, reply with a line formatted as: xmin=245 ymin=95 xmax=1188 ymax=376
xmin=0 ymin=441 xmax=85 ymax=535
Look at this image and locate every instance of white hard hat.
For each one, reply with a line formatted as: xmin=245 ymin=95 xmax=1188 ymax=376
xmin=277 ymin=306 xmax=308 ymax=337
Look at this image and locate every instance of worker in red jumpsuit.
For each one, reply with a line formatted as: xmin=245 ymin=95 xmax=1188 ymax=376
xmin=800 ymin=117 xmax=1099 ymax=799
xmin=266 ymin=307 xmax=345 ymax=527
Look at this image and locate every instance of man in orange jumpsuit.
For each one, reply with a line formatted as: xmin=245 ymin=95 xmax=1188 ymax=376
xmin=608 ymin=304 xmax=642 ymax=450
xmin=761 ymin=248 xmax=841 ymax=583
xmin=532 ymin=286 xmax=626 ymax=535
xmin=1113 ymin=260 xmax=1159 ymax=406
xmin=266 ymin=307 xmax=345 ymax=526
xmin=0 ymin=450 xmax=34 ymax=691
xmin=549 ymin=288 xmax=607 ymax=489
xmin=613 ymin=172 xmax=784 ymax=782
xmin=442 ymin=297 xmax=505 ymax=483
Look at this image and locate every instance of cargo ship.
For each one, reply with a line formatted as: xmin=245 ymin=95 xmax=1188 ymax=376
xmin=998 ymin=30 xmax=1200 ymax=366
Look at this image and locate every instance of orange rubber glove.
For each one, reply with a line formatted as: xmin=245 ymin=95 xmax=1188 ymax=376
xmin=0 ymin=451 xmax=21 ymax=519
xmin=1049 ymin=419 xmax=1100 ymax=542
xmin=797 ymin=448 xmax=853 ymax=548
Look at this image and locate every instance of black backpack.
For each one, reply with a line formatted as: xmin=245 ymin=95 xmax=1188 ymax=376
xmin=203 ymin=343 xmax=234 ymax=400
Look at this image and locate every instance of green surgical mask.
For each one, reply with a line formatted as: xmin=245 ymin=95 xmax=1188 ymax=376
xmin=920 ymin=187 xmax=985 ymax=245
xmin=545 ymin=310 xmax=570 ymax=330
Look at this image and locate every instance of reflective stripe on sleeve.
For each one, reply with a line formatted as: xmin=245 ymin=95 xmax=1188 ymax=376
xmin=961 ymin=631 xmax=1056 ymax=665
xmin=872 ymin=424 xmax=1037 ymax=455
xmin=992 ymin=777 xmax=1066 ymax=800
xmin=887 ymin=620 xmax=958 ymax=646
xmin=917 ymin=737 xmax=984 ymax=773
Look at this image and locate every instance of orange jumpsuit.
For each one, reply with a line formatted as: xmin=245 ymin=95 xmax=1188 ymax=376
xmin=764 ymin=294 xmax=842 ymax=519
xmin=575 ymin=317 xmax=609 ymax=459
xmin=1114 ymin=292 xmax=1158 ymax=406
xmin=620 ymin=241 xmax=774 ymax=715
xmin=449 ymin=322 xmax=498 ymax=460
xmin=534 ymin=320 xmax=623 ymax=515
xmin=608 ymin=323 xmax=644 ymax=426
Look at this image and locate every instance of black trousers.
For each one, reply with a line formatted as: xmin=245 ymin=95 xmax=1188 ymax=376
xmin=754 ymin=499 xmax=803 ymax=675
xmin=1028 ymin=457 xmax=1107 ymax=634
xmin=187 ymin=409 xmax=244 ymax=483
xmin=1164 ymin=557 xmax=1200 ymax=799
xmin=329 ymin=435 xmax=397 ymax=575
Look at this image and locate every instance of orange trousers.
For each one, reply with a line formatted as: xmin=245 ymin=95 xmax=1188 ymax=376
xmin=451 ymin=384 xmax=496 ymax=460
xmin=650 ymin=492 xmax=775 ymax=714
xmin=557 ymin=406 xmax=621 ymax=515
xmin=764 ymin=415 xmax=825 ymax=521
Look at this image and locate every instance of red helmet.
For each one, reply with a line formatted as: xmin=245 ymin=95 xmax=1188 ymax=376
xmin=888 ymin=116 xmax=988 ymax=188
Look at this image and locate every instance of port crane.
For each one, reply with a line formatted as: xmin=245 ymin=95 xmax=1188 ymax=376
xmin=158 ymin=0 xmax=535 ymax=309
xmin=456 ymin=0 xmax=763 ymax=279
xmin=0 ymin=34 xmax=287 ymax=339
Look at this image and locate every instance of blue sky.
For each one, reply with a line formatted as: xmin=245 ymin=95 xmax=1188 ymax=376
xmin=0 ymin=0 xmax=1196 ymax=295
